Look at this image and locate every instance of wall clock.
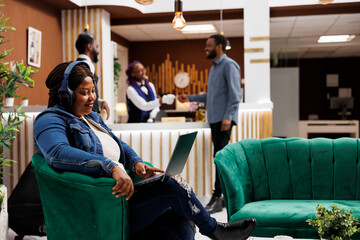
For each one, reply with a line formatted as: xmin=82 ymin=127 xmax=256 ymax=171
xmin=174 ymin=72 xmax=190 ymax=89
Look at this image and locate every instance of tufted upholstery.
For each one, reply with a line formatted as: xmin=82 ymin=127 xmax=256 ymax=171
xmin=32 ymin=153 xmax=130 ymax=240
xmin=215 ymin=137 xmax=360 ymax=238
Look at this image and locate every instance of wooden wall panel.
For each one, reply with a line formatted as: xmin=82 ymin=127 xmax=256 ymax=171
xmin=129 ymin=37 xmax=244 ymax=96
xmin=1 ymin=0 xmax=62 ymax=106
xmin=260 ymin=110 xmax=273 ymax=139
xmin=62 ymin=8 xmax=108 ymax=99
xmin=146 ymin=54 xmax=209 ymax=95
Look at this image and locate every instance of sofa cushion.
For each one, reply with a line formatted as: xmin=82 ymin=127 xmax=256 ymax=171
xmin=230 ymin=200 xmax=360 ymax=228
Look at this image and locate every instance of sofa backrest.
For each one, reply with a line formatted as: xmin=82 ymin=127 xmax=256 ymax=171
xmin=217 ymin=137 xmax=360 ymax=204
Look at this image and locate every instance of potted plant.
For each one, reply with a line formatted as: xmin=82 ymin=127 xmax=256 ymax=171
xmin=0 ymin=5 xmax=36 ymax=239
xmin=113 ymin=57 xmax=121 ymax=96
xmin=189 ymin=102 xmax=206 ymax=122
xmin=0 ymin=185 xmax=8 ymax=239
xmin=20 ymin=97 xmax=29 ymax=106
xmin=307 ymin=204 xmax=360 ymax=240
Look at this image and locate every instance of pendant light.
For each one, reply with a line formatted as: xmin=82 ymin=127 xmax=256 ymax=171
xmin=84 ymin=3 xmax=89 ymax=31
xmin=172 ymin=0 xmax=186 ymax=30
xmin=135 ymin=0 xmax=156 ymax=5
xmin=219 ymin=4 xmax=231 ymax=50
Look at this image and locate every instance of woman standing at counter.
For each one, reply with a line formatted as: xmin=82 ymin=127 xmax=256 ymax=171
xmin=126 ymin=61 xmax=175 ymax=123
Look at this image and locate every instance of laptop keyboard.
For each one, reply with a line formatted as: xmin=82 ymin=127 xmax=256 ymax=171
xmin=133 ymin=173 xmax=165 ymax=187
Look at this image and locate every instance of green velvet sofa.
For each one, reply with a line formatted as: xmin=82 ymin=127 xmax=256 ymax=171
xmin=214 ymin=137 xmax=360 ymax=239
xmin=32 ymin=153 xmax=130 ymax=240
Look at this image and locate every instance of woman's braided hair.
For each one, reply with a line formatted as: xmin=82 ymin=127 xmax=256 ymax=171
xmin=46 ymin=62 xmax=94 ymax=108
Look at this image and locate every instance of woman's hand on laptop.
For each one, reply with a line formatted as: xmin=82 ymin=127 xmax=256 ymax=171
xmin=135 ymin=162 xmax=164 ymax=179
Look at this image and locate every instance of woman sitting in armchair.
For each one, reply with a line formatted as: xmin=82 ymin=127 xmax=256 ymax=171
xmin=33 ymin=61 xmax=256 ymax=240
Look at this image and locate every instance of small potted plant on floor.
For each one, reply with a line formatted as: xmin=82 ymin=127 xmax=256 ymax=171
xmin=0 ymin=185 xmax=8 ymax=240
xmin=307 ymin=204 xmax=360 ymax=240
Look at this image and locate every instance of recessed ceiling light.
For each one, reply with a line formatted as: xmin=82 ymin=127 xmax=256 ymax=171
xmin=317 ymin=0 xmax=334 ymax=5
xmin=181 ymin=24 xmax=217 ymax=34
xmin=318 ymin=35 xmax=355 ymax=43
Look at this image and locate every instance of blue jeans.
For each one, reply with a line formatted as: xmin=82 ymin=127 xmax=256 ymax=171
xmin=131 ymin=211 xmax=195 ymax=240
xmin=129 ymin=177 xmax=217 ymax=239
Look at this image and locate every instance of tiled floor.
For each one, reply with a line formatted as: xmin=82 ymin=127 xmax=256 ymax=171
xmin=8 ymin=208 xmax=228 ymax=240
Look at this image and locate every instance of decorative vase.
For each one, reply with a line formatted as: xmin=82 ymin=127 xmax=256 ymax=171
xmin=0 ymin=185 xmax=8 ymax=240
xmin=195 ymin=109 xmax=206 ymax=122
xmin=4 ymin=97 xmax=14 ymax=106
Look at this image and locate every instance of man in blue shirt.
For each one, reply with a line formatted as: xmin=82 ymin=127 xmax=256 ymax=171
xmin=179 ymin=34 xmax=242 ymax=214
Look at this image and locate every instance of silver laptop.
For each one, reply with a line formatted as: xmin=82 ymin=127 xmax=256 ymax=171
xmin=133 ymin=131 xmax=197 ymax=190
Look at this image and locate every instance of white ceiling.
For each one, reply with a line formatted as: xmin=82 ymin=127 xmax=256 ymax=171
xmin=111 ymin=13 xmax=360 ymax=59
xmin=72 ymin=0 xmax=360 ymax=12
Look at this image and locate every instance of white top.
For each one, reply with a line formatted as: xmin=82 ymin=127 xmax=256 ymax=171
xmin=77 ymin=54 xmax=95 ymax=74
xmin=83 ymin=117 xmax=125 ymax=172
xmin=126 ymin=81 xmax=160 ymax=118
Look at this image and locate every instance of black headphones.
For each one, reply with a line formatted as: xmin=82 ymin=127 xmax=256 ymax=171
xmin=58 ymin=61 xmax=90 ymax=106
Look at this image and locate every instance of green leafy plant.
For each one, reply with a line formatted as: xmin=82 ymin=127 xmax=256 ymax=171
xmin=0 ymin=4 xmax=36 ymax=191
xmin=307 ymin=204 xmax=360 ymax=240
xmin=113 ymin=57 xmax=121 ymax=95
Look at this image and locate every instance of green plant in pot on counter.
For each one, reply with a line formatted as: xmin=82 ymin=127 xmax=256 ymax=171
xmin=307 ymin=204 xmax=360 ymax=240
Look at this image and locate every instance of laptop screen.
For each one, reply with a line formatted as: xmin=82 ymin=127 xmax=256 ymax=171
xmin=165 ymin=131 xmax=197 ymax=177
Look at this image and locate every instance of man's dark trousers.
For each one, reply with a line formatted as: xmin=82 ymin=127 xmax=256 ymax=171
xmin=210 ymin=120 xmax=235 ymax=197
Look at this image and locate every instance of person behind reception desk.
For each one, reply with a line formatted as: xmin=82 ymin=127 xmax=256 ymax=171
xmin=126 ymin=61 xmax=176 ymax=123
xmin=33 ymin=61 xmax=256 ymax=240
xmin=75 ymin=30 xmax=110 ymax=120
xmin=179 ymin=34 xmax=242 ymax=214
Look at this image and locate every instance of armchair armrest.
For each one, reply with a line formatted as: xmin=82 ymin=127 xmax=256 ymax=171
xmin=214 ymin=142 xmax=253 ymax=220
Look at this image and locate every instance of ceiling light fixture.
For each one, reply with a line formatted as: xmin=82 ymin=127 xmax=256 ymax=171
xmin=318 ymin=35 xmax=355 ymax=43
xmin=219 ymin=1 xmax=231 ymax=50
xmin=172 ymin=0 xmax=186 ymax=31
xmin=84 ymin=2 xmax=89 ymax=31
xmin=134 ymin=0 xmax=156 ymax=5
xmin=317 ymin=0 xmax=334 ymax=5
xmin=181 ymin=24 xmax=217 ymax=34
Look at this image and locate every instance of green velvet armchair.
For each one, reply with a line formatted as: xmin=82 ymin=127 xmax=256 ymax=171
xmin=215 ymin=137 xmax=360 ymax=239
xmin=31 ymin=153 xmax=130 ymax=240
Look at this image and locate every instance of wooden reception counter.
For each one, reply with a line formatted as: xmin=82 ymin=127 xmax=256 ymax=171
xmin=3 ymin=105 xmax=273 ymax=202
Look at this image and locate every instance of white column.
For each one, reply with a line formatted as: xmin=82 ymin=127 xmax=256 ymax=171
xmin=244 ymin=0 xmax=272 ymax=107
xmin=100 ymin=9 xmax=114 ymax=123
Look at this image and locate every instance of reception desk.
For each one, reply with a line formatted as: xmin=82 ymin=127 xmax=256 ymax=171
xmin=2 ymin=105 xmax=273 ymax=200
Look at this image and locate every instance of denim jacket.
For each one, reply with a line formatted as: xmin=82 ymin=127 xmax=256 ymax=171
xmin=33 ymin=105 xmax=143 ymax=177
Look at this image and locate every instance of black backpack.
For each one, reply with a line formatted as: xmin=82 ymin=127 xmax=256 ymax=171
xmin=8 ymin=163 xmax=46 ymax=240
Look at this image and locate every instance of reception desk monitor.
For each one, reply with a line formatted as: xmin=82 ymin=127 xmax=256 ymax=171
xmin=330 ymin=97 xmax=354 ymax=120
